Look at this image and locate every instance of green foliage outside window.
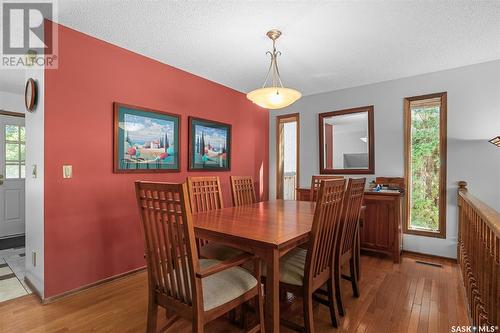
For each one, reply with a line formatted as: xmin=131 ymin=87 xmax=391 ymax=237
xmin=410 ymin=106 xmax=440 ymax=231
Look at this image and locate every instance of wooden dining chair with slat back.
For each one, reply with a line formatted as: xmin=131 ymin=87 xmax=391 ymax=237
xmin=231 ymin=176 xmax=257 ymax=206
xmin=310 ymin=175 xmax=344 ymax=201
xmin=275 ymin=179 xmax=346 ymax=332
xmin=334 ymin=177 xmax=366 ymax=316
xmin=135 ymin=181 xmax=265 ymax=333
xmin=187 ymin=176 xmax=245 ymax=260
xmin=187 ymin=176 xmax=225 ymax=214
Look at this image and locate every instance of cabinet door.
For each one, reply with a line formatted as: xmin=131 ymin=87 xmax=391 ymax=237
xmin=360 ymin=196 xmax=395 ymax=251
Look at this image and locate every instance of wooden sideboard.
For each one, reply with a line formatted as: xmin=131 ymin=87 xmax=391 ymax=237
xmin=296 ymin=187 xmax=403 ymax=263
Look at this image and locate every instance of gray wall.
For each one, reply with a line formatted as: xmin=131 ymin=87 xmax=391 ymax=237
xmin=269 ymin=60 xmax=500 ymax=258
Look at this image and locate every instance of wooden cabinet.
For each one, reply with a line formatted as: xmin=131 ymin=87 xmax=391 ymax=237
xmin=296 ymin=187 xmax=403 ymax=263
xmin=360 ymin=192 xmax=402 ymax=263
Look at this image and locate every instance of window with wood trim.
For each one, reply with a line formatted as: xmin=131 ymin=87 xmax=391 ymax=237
xmin=404 ymin=92 xmax=447 ymax=238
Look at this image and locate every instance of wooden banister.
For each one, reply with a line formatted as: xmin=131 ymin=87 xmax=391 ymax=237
xmin=457 ymin=181 xmax=500 ymax=328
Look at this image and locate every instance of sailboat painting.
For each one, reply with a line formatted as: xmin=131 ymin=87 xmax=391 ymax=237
xmin=188 ymin=117 xmax=231 ymax=171
xmin=114 ymin=103 xmax=180 ymax=173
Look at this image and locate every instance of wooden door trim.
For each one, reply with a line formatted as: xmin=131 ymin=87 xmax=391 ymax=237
xmin=403 ymin=92 xmax=447 ymax=239
xmin=276 ymin=113 xmax=300 ymax=199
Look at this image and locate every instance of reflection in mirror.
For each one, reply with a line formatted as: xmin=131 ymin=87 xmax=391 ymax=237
xmin=319 ymin=106 xmax=374 ymax=174
xmin=324 ymin=112 xmax=368 ymax=169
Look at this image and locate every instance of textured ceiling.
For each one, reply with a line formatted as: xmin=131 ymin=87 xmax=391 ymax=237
xmin=26 ymin=1 xmax=500 ymax=96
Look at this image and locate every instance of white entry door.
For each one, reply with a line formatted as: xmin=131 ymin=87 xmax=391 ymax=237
xmin=0 ymin=115 xmax=25 ymax=238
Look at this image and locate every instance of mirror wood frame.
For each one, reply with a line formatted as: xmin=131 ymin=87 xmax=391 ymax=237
xmin=318 ymin=105 xmax=375 ymax=174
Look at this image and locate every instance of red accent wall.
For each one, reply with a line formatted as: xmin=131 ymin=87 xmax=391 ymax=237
xmin=44 ymin=22 xmax=269 ymax=297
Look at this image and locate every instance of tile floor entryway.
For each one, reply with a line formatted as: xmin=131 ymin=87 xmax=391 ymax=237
xmin=0 ymin=247 xmax=31 ymax=302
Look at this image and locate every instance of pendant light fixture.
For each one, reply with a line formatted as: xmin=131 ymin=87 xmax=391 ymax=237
xmin=247 ymin=29 xmax=302 ymax=109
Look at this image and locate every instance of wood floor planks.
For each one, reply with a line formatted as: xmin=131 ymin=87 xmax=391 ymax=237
xmin=0 ymin=253 xmax=469 ymax=332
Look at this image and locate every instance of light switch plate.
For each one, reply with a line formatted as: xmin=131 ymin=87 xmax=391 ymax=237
xmin=63 ymin=165 xmax=73 ymax=179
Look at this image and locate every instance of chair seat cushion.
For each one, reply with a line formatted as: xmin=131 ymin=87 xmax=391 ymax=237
xmin=200 ymin=259 xmax=257 ymax=311
xmin=260 ymin=247 xmax=307 ymax=286
xmin=200 ymin=243 xmax=245 ymax=261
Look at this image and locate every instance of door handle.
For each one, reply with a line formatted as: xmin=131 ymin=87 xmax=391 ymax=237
xmin=0 ymin=174 xmax=3 ymax=185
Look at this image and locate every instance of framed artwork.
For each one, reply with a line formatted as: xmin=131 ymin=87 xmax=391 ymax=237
xmin=113 ymin=102 xmax=180 ymax=173
xmin=188 ymin=117 xmax=231 ymax=171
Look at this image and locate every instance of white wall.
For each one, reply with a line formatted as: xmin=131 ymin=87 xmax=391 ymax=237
xmin=269 ymin=60 xmax=500 ymax=259
xmin=0 ymin=91 xmax=25 ymax=113
xmin=24 ymin=68 xmax=45 ymax=297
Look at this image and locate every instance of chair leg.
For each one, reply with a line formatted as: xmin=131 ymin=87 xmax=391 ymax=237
xmin=355 ymin=229 xmax=361 ymax=280
xmin=350 ymin=256 xmax=360 ymax=297
xmin=334 ymin=263 xmax=345 ymax=316
xmin=146 ymin=297 xmax=158 ymax=333
xmin=256 ymin=289 xmax=265 ymax=333
xmin=326 ymin=279 xmax=340 ymax=328
xmin=303 ymin=294 xmax=315 ymax=333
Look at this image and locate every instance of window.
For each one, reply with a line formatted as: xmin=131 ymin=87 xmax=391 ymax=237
xmin=404 ymin=92 xmax=447 ymax=238
xmin=5 ymin=125 xmax=26 ymax=179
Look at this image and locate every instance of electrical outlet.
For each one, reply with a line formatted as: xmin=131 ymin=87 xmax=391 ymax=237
xmin=32 ymin=252 xmax=36 ymax=267
xmin=63 ymin=165 xmax=72 ymax=179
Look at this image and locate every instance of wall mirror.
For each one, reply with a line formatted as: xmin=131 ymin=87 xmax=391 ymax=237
xmin=319 ymin=105 xmax=374 ymax=174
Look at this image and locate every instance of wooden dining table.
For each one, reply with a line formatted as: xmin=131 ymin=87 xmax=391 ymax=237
xmin=193 ymin=199 xmax=316 ymax=333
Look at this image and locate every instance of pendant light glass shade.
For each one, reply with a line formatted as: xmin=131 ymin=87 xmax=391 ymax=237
xmin=247 ymin=87 xmax=302 ymax=109
xmin=247 ymin=29 xmax=301 ymax=110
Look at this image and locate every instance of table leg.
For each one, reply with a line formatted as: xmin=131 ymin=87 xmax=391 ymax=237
xmin=265 ymin=248 xmax=280 ymax=333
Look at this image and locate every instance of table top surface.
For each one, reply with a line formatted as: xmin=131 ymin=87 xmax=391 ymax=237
xmin=193 ymin=200 xmax=316 ymax=248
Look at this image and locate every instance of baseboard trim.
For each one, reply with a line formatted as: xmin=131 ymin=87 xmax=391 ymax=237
xmin=41 ymin=266 xmax=146 ymax=304
xmin=24 ymin=276 xmax=43 ymax=302
xmin=402 ymin=250 xmax=457 ymax=263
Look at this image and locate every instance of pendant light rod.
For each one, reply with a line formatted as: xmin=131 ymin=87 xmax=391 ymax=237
xmin=261 ymin=30 xmax=284 ymax=89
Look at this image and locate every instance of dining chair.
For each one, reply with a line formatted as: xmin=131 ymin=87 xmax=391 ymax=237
xmin=135 ymin=181 xmax=265 ymax=333
xmin=310 ymin=175 xmax=344 ymax=201
xmin=187 ymin=176 xmax=244 ymax=260
xmin=272 ymin=179 xmax=346 ymax=332
xmin=187 ymin=176 xmax=225 ymax=214
xmin=230 ymin=176 xmax=257 ymax=206
xmin=334 ymin=177 xmax=366 ymax=316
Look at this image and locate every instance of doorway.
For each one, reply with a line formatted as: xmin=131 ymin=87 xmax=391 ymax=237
xmin=276 ymin=113 xmax=299 ymax=200
xmin=0 ymin=111 xmax=30 ymax=302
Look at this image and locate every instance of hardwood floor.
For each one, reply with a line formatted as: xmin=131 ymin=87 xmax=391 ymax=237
xmin=0 ymin=253 xmax=469 ymax=332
